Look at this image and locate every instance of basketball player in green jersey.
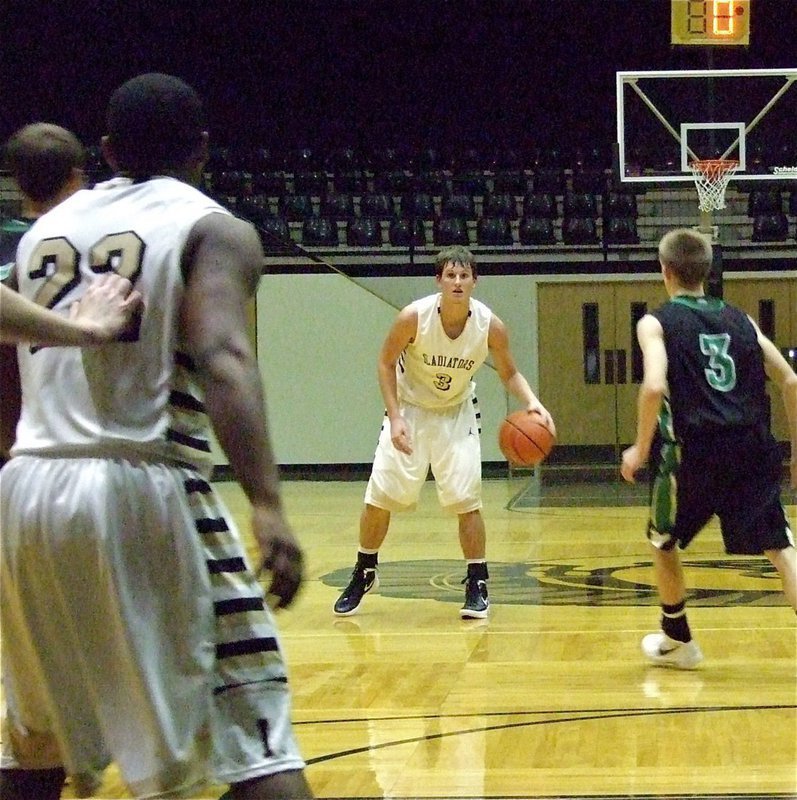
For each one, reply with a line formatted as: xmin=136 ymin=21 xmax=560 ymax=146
xmin=622 ymin=228 xmax=797 ymax=669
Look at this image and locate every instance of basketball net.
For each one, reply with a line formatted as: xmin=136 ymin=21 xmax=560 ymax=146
xmin=689 ymin=159 xmax=739 ymax=213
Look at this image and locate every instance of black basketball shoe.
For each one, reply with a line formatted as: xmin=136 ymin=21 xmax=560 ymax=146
xmin=333 ymin=566 xmax=379 ymax=615
xmin=460 ymin=576 xmax=489 ymax=619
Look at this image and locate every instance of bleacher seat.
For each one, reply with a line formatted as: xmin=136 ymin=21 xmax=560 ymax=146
xmin=417 ymin=147 xmax=444 ymax=171
xmin=374 ymin=169 xmax=414 ymax=194
xmin=452 ymin=172 xmax=489 ymax=197
xmin=413 ymin=170 xmax=449 ymax=197
xmin=751 ymin=213 xmax=789 ymax=242
xmin=415 ymin=170 xmax=449 ymax=196
xmin=518 ymin=216 xmax=556 ymax=245
xmin=388 ymin=218 xmax=427 ymax=247
xmin=370 ymin=146 xmax=403 ymax=172
xmin=237 ymin=196 xmax=273 ymax=226
xmin=211 ymin=170 xmax=249 ymax=198
xmin=453 ymin=147 xmax=483 ymax=172
xmin=401 ymin=193 xmax=436 ymax=220
xmin=200 ymin=146 xmax=797 ymax=251
xmin=301 ymin=217 xmax=339 ymax=246
xmin=433 ymin=217 xmax=470 ymax=246
xmin=605 ymin=190 xmax=638 ymax=219
xmin=280 ymin=194 xmax=315 ymax=221
xmin=476 ymin=217 xmax=514 ymax=246
xmin=571 ymin=168 xmax=608 ymax=195
xmin=562 ymin=190 xmax=599 ymax=245
xmin=248 ymin=147 xmax=281 ymax=172
xmin=532 ymin=167 xmax=565 ymax=194
xmin=489 ymin=147 xmax=523 ymax=171
xmin=251 ymin=171 xmax=285 ymax=196
xmin=258 ymin=216 xmax=291 ymax=244
xmin=563 ymin=191 xmax=598 ymax=218
xmin=321 ymin=192 xmax=355 ymax=221
xmin=604 ymin=217 xmax=639 ymax=245
xmin=293 ymin=170 xmax=329 ymax=195
xmin=359 ymin=193 xmax=395 ymax=220
xmin=326 ymin=146 xmax=362 ymax=172
xmin=346 ymin=218 xmax=383 ymax=247
xmin=333 ymin=171 xmax=367 ymax=194
xmin=747 ymin=188 xmax=783 ymax=216
xmin=562 ymin=216 xmax=599 ymax=245
xmin=482 ymin=192 xmax=517 ymax=219
xmin=440 ymin=193 xmax=476 ymax=219
xmin=492 ymin=170 xmax=528 ymax=195
xmin=523 ymin=192 xmax=558 ymax=219
xmin=287 ymin=147 xmax=323 ymax=172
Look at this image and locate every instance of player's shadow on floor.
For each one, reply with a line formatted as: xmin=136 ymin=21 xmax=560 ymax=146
xmin=508 ymin=464 xmax=650 ymax=509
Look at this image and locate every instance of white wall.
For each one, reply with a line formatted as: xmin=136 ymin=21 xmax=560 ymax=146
xmin=254 ymin=271 xmax=538 ymax=465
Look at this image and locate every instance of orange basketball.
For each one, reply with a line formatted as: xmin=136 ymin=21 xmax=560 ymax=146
xmin=498 ymin=410 xmax=556 ymax=467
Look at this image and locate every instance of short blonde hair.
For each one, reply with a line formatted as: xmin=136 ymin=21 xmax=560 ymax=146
xmin=4 ymin=123 xmax=85 ymax=203
xmin=434 ymin=245 xmax=477 ymax=278
xmin=658 ymin=228 xmax=712 ymax=289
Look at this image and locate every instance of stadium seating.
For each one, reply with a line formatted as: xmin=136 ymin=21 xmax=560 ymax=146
xmin=346 ymin=217 xmax=383 ymax=247
xmin=388 ymin=218 xmax=427 ymax=247
xmin=433 ymin=216 xmax=470 ymax=246
xmin=518 ymin=216 xmax=556 ymax=245
xmin=302 ymin=217 xmax=339 ymax=246
xmin=751 ymin=212 xmax=789 ymax=242
xmin=476 ymin=216 xmax=514 ymax=246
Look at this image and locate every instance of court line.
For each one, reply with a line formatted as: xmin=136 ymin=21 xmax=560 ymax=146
xmin=299 ymin=702 xmax=796 ymax=764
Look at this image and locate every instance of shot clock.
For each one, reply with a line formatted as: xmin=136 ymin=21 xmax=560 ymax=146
xmin=671 ymin=0 xmax=750 ymax=46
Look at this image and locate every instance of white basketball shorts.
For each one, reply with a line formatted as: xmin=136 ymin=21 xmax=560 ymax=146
xmin=365 ymin=396 xmax=482 ymax=514
xmin=0 ymin=455 xmax=304 ymax=798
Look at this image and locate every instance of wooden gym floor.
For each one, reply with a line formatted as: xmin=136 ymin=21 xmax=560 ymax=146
xmin=9 ymin=471 xmax=797 ymax=799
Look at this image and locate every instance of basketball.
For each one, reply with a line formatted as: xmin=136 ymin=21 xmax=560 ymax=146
xmin=498 ymin=410 xmax=556 ymax=467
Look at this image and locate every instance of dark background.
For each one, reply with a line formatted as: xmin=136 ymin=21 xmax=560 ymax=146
xmin=2 ymin=0 xmax=795 ymax=163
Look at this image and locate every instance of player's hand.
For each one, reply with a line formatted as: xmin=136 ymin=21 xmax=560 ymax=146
xmin=70 ymin=273 xmax=144 ymax=341
xmin=252 ymin=506 xmax=305 ymax=609
xmin=390 ymin=415 xmax=413 ymax=455
xmin=526 ymin=402 xmax=555 ymax=437
xmin=621 ymin=445 xmax=646 ymax=483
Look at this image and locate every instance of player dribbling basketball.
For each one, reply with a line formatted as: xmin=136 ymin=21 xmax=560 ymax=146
xmin=333 ymin=245 xmax=553 ymax=620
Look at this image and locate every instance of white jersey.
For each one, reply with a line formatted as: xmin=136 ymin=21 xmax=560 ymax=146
xmin=12 ymin=177 xmax=229 ymax=476
xmin=398 ymin=293 xmax=491 ymax=410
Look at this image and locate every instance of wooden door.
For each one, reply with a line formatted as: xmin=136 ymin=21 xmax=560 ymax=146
xmin=724 ymin=276 xmax=797 ymax=441
xmin=538 ymin=280 xmax=663 ymax=453
xmin=613 ymin=281 xmax=669 ymax=443
xmin=538 ymin=282 xmax=617 ymax=448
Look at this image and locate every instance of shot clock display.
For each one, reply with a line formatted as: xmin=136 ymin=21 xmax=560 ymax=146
xmin=671 ymin=0 xmax=750 ymax=45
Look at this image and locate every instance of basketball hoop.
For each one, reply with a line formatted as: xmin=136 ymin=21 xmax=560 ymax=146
xmin=689 ymin=159 xmax=739 ymax=212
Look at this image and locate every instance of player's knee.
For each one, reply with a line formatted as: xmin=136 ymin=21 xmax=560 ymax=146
xmin=226 ymin=768 xmax=313 ymax=798
xmin=0 ymin=767 xmax=66 ymax=800
xmin=764 ymin=545 xmax=795 ymax=567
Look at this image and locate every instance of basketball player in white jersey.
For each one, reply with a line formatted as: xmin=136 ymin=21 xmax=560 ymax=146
xmin=334 ymin=245 xmax=552 ymax=619
xmin=0 ymin=74 xmax=312 ymax=799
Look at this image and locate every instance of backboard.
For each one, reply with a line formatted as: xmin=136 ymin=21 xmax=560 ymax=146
xmin=616 ymin=68 xmax=797 ymax=183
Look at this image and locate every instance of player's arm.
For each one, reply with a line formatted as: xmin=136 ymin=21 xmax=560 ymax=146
xmin=377 ymin=305 xmax=417 ymax=455
xmin=750 ymin=316 xmax=797 ymax=489
xmin=488 ymin=313 xmax=553 ymax=430
xmin=621 ymin=313 xmax=667 ymax=482
xmin=181 ymin=212 xmax=303 ymax=608
xmin=0 ymin=276 xmax=142 ymax=345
